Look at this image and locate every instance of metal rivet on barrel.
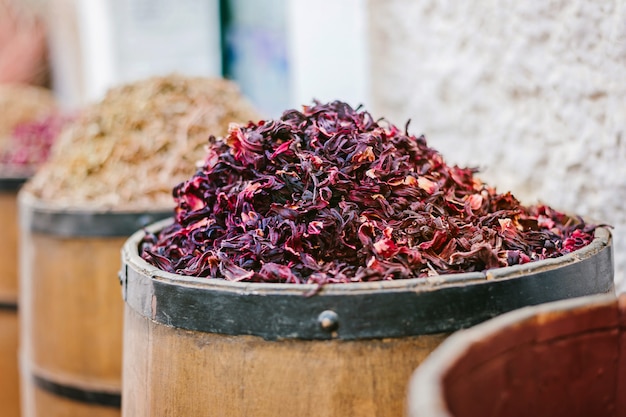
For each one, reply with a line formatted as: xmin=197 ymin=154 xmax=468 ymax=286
xmin=318 ymin=310 xmax=339 ymax=332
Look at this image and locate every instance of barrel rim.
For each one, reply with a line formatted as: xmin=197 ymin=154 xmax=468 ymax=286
xmin=124 ymin=217 xmax=611 ymax=295
xmin=119 ymin=217 xmax=613 ymax=340
xmin=406 ymin=293 xmax=619 ymax=417
xmin=18 ymin=189 xmax=174 ymax=237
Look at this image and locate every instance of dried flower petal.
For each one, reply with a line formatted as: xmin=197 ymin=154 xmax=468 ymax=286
xmin=141 ymin=101 xmax=604 ymax=285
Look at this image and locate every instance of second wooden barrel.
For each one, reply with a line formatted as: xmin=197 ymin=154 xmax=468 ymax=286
xmin=18 ymin=190 xmax=171 ymax=417
xmin=0 ymin=176 xmax=27 ymax=417
xmin=408 ymin=293 xmax=626 ymax=417
xmin=120 ymin=218 xmax=614 ymax=417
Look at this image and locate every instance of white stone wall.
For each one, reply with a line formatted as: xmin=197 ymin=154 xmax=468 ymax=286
xmin=369 ymin=0 xmax=626 ymax=291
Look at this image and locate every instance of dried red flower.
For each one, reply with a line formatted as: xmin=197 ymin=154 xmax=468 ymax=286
xmin=141 ymin=101 xmax=602 ymax=285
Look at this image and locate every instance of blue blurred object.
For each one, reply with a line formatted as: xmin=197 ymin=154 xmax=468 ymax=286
xmin=221 ymin=0 xmax=290 ymax=118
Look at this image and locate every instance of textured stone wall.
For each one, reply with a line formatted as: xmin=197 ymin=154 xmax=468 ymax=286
xmin=369 ymin=0 xmax=626 ymax=291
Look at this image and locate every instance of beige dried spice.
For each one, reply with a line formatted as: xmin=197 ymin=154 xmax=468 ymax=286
xmin=25 ymin=74 xmax=263 ymax=210
xmin=0 ymin=84 xmax=57 ymax=153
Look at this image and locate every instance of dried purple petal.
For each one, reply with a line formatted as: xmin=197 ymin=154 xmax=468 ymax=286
xmin=141 ymin=101 xmax=605 ymax=285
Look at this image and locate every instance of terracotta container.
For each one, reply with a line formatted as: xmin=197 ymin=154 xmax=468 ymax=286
xmin=120 ymin=218 xmax=613 ymax=417
xmin=408 ymin=293 xmax=625 ymax=417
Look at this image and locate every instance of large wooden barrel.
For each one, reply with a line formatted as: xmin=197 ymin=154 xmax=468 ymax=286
xmin=407 ymin=293 xmax=626 ymax=417
xmin=18 ymin=190 xmax=171 ymax=417
xmin=0 ymin=176 xmax=28 ymax=417
xmin=120 ymin=218 xmax=614 ymax=417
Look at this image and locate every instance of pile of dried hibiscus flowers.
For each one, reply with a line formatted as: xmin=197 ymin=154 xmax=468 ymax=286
xmin=141 ymin=101 xmax=600 ymax=285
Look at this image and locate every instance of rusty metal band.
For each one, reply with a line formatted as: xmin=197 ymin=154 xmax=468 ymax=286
xmin=32 ymin=374 xmax=121 ymax=408
xmin=121 ymin=218 xmax=614 ymax=341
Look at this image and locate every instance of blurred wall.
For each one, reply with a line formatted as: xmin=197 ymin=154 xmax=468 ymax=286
xmin=46 ymin=0 xmax=221 ymax=109
xmin=369 ymin=0 xmax=626 ymax=291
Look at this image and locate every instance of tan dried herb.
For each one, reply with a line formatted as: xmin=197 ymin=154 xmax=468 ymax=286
xmin=25 ymin=74 xmax=262 ymax=210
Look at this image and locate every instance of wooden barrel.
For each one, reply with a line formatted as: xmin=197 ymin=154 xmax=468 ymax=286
xmin=120 ymin=218 xmax=614 ymax=417
xmin=407 ymin=293 xmax=626 ymax=417
xmin=0 ymin=176 xmax=28 ymax=417
xmin=18 ymin=190 xmax=171 ymax=417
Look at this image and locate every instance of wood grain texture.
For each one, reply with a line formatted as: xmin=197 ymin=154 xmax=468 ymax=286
xmin=0 ymin=191 xmax=20 ymax=417
xmin=0 ymin=310 xmax=19 ymax=417
xmin=408 ymin=294 xmax=626 ymax=417
xmin=122 ymin=306 xmax=448 ymax=417
xmin=0 ymin=192 xmax=19 ymax=303
xmin=20 ymin=231 xmax=124 ymax=417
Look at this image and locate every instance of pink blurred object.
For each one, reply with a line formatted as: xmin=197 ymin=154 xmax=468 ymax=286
xmin=0 ymin=0 xmax=48 ymax=85
xmin=0 ymin=112 xmax=73 ymax=173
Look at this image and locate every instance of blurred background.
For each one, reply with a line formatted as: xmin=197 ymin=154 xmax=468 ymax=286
xmin=2 ymin=0 xmax=625 ymax=291
xmin=7 ymin=0 xmax=370 ymax=117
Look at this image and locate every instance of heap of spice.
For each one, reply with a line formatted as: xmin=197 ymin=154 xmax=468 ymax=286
xmin=141 ymin=101 xmax=601 ymax=284
xmin=24 ymin=75 xmax=262 ymax=210
xmin=0 ymin=84 xmax=57 ymax=169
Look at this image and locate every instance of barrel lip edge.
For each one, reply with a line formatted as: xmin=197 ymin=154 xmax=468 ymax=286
xmin=123 ymin=221 xmax=488 ymax=295
xmin=406 ymin=292 xmax=618 ymax=417
xmin=121 ymin=221 xmax=614 ymax=339
xmin=122 ymin=219 xmax=612 ymax=296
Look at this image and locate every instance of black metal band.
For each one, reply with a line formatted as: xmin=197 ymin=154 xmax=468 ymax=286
xmin=0 ymin=176 xmax=28 ymax=192
xmin=121 ymin=219 xmax=614 ymax=341
xmin=0 ymin=301 xmax=18 ymax=311
xmin=32 ymin=374 xmax=121 ymax=408
xmin=19 ymin=191 xmax=173 ymax=237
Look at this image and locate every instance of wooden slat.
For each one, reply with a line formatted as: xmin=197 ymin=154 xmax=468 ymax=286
xmin=21 ymin=377 xmax=120 ymax=417
xmin=0 ymin=191 xmax=20 ymax=417
xmin=123 ymin=305 xmax=449 ymax=417
xmin=0 ymin=310 xmax=19 ymax=417
xmin=20 ymin=232 xmax=124 ymax=417
xmin=0 ymin=192 xmax=19 ymax=302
